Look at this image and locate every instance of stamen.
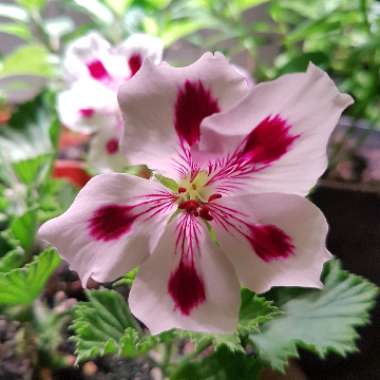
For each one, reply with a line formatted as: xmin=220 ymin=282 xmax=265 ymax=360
xmin=178 ymin=187 xmax=187 ymax=193
xmin=179 ymin=200 xmax=199 ymax=212
xmin=199 ymin=205 xmax=213 ymax=221
xmin=208 ymin=193 xmax=222 ymax=202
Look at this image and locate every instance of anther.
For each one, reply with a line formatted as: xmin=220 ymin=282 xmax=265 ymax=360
xmin=208 ymin=193 xmax=222 ymax=202
xmin=199 ymin=205 xmax=213 ymax=221
xmin=179 ymin=200 xmax=199 ymax=211
xmin=178 ymin=187 xmax=187 ymax=193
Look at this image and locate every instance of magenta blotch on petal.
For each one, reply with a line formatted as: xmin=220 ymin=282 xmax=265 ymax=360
xmin=248 ymin=224 xmax=295 ymax=262
xmin=168 ymin=260 xmax=206 ymax=315
xmin=175 ymin=80 xmax=220 ymax=147
xmin=105 ymin=138 xmax=119 ymax=155
xmin=128 ymin=53 xmax=142 ymax=77
xmin=87 ymin=59 xmax=110 ymax=80
xmin=89 ymin=204 xmax=136 ymax=241
xmin=79 ymin=107 xmax=95 ymax=118
xmin=241 ymin=115 xmax=299 ymax=166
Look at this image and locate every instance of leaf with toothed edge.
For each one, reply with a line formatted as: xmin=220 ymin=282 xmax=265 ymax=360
xmin=0 ymin=248 xmax=60 ymax=305
xmin=249 ymin=259 xmax=379 ymax=372
xmin=178 ymin=292 xmax=280 ymax=353
xmin=70 ymin=289 xmax=160 ymax=362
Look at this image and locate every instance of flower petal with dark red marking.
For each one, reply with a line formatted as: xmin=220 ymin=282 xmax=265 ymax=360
xmin=87 ymin=59 xmax=110 ymax=80
xmin=89 ymin=204 xmax=136 ymax=241
xmin=248 ymin=224 xmax=295 ymax=262
xmin=175 ymin=80 xmax=220 ymax=147
xmin=241 ymin=115 xmax=299 ymax=166
xmin=168 ymin=260 xmax=206 ymax=315
xmin=128 ymin=53 xmax=142 ymax=77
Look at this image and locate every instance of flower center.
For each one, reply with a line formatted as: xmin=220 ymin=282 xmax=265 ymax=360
xmin=176 ymin=171 xmax=221 ymax=221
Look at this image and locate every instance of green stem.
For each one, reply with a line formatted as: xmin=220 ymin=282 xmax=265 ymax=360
xmin=162 ymin=341 xmax=173 ymax=368
xmin=169 ymin=339 xmax=212 ymax=377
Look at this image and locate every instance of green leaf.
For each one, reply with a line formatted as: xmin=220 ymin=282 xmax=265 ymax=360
xmin=0 ymin=22 xmax=32 ymax=40
xmin=160 ymin=20 xmax=205 ymax=46
xmin=0 ymin=247 xmax=24 ymax=273
xmin=0 ymin=44 xmax=54 ymax=78
xmin=0 ymin=248 xmax=61 ymax=305
xmin=15 ymin=0 xmax=46 ymax=11
xmin=155 ymin=174 xmax=178 ymax=192
xmin=113 ymin=267 xmax=138 ymax=287
xmin=0 ymin=4 xmax=28 ymax=21
xmin=238 ymin=289 xmax=280 ymax=335
xmin=181 ymin=330 xmax=245 ymax=354
xmin=12 ymin=154 xmax=51 ymax=186
xmin=10 ymin=210 xmax=37 ymax=251
xmin=250 ymin=260 xmax=379 ymax=372
xmin=71 ymin=289 xmax=157 ymax=362
xmin=235 ymin=0 xmax=269 ymax=12
xmin=171 ymin=346 xmax=262 ymax=380
xmin=103 ymin=0 xmax=132 ymax=15
xmin=0 ymin=94 xmax=56 ymax=165
xmin=72 ymin=0 xmax=114 ymax=24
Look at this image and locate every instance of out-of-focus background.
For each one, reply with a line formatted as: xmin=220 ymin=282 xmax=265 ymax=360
xmin=0 ymin=1 xmax=379 ymax=379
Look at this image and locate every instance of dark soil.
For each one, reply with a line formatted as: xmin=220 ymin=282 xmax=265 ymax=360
xmin=300 ymin=181 xmax=380 ymax=380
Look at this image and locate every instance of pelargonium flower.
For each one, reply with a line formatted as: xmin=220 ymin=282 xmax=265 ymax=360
xmin=39 ymin=53 xmax=353 ymax=334
xmin=57 ymin=32 xmax=163 ymax=171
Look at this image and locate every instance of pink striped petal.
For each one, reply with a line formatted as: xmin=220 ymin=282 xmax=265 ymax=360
xmin=200 ymin=64 xmax=353 ymax=195
xmin=117 ymin=52 xmax=250 ymax=178
xmin=211 ymin=192 xmax=331 ymax=293
xmin=38 ymin=174 xmax=175 ymax=286
xmin=129 ymin=217 xmax=240 ymax=334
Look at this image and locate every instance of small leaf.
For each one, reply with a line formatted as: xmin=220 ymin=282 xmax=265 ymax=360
xmin=250 ymin=260 xmax=379 ymax=372
xmin=72 ymin=0 xmax=114 ymax=24
xmin=155 ymin=174 xmax=178 ymax=192
xmin=171 ymin=346 xmax=262 ymax=380
xmin=0 ymin=22 xmax=31 ymax=40
xmin=71 ymin=289 xmax=156 ymax=362
xmin=103 ymin=0 xmax=132 ymax=16
xmin=239 ymin=289 xmax=280 ymax=335
xmin=0 ymin=248 xmax=61 ymax=305
xmin=179 ymin=330 xmax=244 ymax=354
xmin=10 ymin=210 xmax=37 ymax=251
xmin=16 ymin=0 xmax=46 ymax=11
xmin=13 ymin=154 xmax=51 ymax=186
xmin=0 ymin=44 xmax=54 ymax=78
xmin=0 ymin=247 xmax=24 ymax=273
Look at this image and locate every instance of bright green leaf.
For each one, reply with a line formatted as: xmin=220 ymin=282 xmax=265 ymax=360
xmin=73 ymin=0 xmax=114 ymax=24
xmin=0 ymin=22 xmax=31 ymax=40
xmin=16 ymin=0 xmax=46 ymax=11
xmin=0 ymin=247 xmax=24 ymax=273
xmin=104 ymin=0 xmax=132 ymax=15
xmin=250 ymin=260 xmax=379 ymax=372
xmin=12 ymin=154 xmax=51 ymax=186
xmin=235 ymin=0 xmax=269 ymax=12
xmin=181 ymin=330 xmax=244 ymax=354
xmin=10 ymin=210 xmax=37 ymax=251
xmin=238 ymin=289 xmax=280 ymax=335
xmin=160 ymin=20 xmax=205 ymax=46
xmin=0 ymin=44 xmax=54 ymax=78
xmin=71 ymin=289 xmax=157 ymax=362
xmin=0 ymin=248 xmax=61 ymax=305
xmin=171 ymin=346 xmax=262 ymax=380
xmin=155 ymin=174 xmax=178 ymax=192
